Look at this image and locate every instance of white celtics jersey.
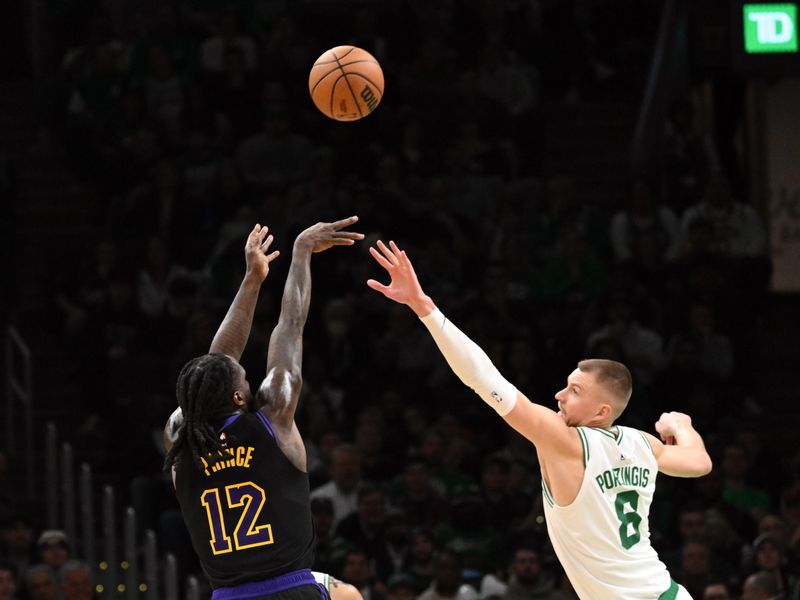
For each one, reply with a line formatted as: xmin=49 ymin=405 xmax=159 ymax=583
xmin=542 ymin=426 xmax=678 ymax=600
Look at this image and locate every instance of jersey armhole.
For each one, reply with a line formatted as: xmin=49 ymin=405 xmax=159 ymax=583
xmin=255 ymin=411 xmax=280 ymax=443
xmin=576 ymin=427 xmax=590 ymax=467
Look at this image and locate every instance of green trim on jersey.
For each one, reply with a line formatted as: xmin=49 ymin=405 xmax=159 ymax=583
xmin=658 ymin=579 xmax=679 ymax=600
xmin=638 ymin=430 xmax=655 ymax=456
xmin=577 ymin=427 xmax=590 ymax=466
xmin=588 ymin=426 xmax=623 ymax=444
xmin=541 ymin=479 xmax=555 ymax=508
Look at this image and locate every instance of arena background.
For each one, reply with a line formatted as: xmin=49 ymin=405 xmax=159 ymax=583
xmin=2 ymin=1 xmax=800 ymax=599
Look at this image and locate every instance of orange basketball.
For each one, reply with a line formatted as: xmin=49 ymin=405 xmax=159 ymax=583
xmin=309 ymin=46 xmax=384 ymax=121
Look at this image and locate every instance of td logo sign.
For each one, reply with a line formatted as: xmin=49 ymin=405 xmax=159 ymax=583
xmin=744 ymin=4 xmax=799 ymax=53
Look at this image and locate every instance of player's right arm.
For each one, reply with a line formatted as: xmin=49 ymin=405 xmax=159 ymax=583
xmin=256 ymin=217 xmax=363 ymax=427
xmin=643 ymin=412 xmax=713 ymax=477
xmin=366 ymin=240 xmax=580 ymax=459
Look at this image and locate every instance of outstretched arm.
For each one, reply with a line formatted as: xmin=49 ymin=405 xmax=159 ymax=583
xmin=257 ymin=217 xmax=363 ymax=427
xmin=209 ymin=224 xmax=279 ymax=359
xmin=644 ymin=412 xmax=713 ymax=477
xmin=367 ymin=240 xmax=579 ymax=459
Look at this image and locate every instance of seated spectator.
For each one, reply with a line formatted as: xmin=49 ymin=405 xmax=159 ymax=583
xmin=681 ymin=173 xmax=767 ymax=259
xmin=501 ymin=544 xmax=564 ymax=600
xmin=418 ymin=551 xmax=477 ymax=600
xmin=721 ymin=444 xmax=771 ymax=523
xmin=311 ymin=498 xmax=349 ymax=576
xmin=673 ymin=540 xmax=717 ymax=600
xmin=585 ymin=292 xmax=665 ymax=387
xmin=0 ymin=560 xmax=16 ymax=600
xmin=659 ymin=96 xmax=719 ymax=215
xmin=403 ymin=529 xmax=436 ymax=590
xmin=434 ymin=484 xmax=502 ymax=575
xmin=336 ymin=486 xmax=389 ymax=569
xmin=740 ymin=570 xmax=781 ymax=600
xmin=610 ymin=179 xmax=681 ymax=265
xmin=743 ymin=534 xmax=800 ymax=599
xmin=388 ymin=455 xmax=449 ymax=530
xmin=58 ymin=561 xmax=94 ymax=600
xmin=235 ymin=104 xmax=314 ymax=190
xmin=199 ymin=11 xmax=258 ymax=73
xmin=702 ymin=582 xmax=732 ymax=600
xmin=36 ymin=530 xmax=71 ymax=573
xmin=0 ymin=512 xmax=35 ymax=580
xmin=340 ymin=548 xmax=384 ymax=600
xmin=666 ymin=302 xmax=734 ymax=381
xmin=385 ymin=573 xmax=418 ymax=600
xmin=311 ymin=444 xmax=362 ymax=529
xmin=24 ymin=564 xmax=59 ymax=600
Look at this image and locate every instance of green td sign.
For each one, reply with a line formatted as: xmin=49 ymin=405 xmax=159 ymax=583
xmin=744 ymin=4 xmax=799 ymax=53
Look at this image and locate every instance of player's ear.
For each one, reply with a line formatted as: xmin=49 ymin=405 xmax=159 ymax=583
xmin=596 ymin=403 xmax=613 ymax=420
xmin=232 ymin=391 xmax=245 ymax=407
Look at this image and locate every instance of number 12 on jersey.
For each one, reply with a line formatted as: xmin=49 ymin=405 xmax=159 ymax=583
xmin=201 ymin=482 xmax=274 ymax=554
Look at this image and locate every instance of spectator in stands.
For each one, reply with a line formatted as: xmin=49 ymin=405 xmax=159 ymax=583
xmin=0 ymin=560 xmax=17 ymax=600
xmin=585 ymin=292 xmax=665 ymax=387
xmin=666 ymin=302 xmax=734 ymax=381
xmin=418 ymin=551 xmax=477 ymax=600
xmin=610 ymin=179 xmax=681 ymax=265
xmin=702 ymin=582 xmax=732 ymax=600
xmin=235 ymin=103 xmax=314 ymax=190
xmin=385 ymin=573 xmax=417 ymax=600
xmin=311 ymin=497 xmax=348 ymax=577
xmin=199 ymin=10 xmax=258 ymax=73
xmin=478 ymin=455 xmax=515 ymax=532
xmin=500 ymin=544 xmax=565 ymax=600
xmin=743 ymin=533 xmax=800 ymax=599
xmin=340 ymin=548 xmax=384 ymax=600
xmin=0 ymin=513 xmax=35 ymax=581
xmin=721 ymin=444 xmax=771 ymax=523
xmin=740 ymin=570 xmax=782 ymax=600
xmin=35 ymin=531 xmax=70 ymax=573
xmin=24 ymin=564 xmax=59 ymax=600
xmin=673 ymin=540 xmax=718 ymax=600
xmin=404 ymin=529 xmax=436 ymax=590
xmin=659 ymin=96 xmax=719 ymax=214
xmin=58 ymin=561 xmax=94 ymax=600
xmin=311 ymin=444 xmax=363 ymax=528
xmin=433 ymin=483 xmax=501 ymax=575
xmin=681 ymin=173 xmax=767 ymax=259
xmin=389 ymin=455 xmax=449 ymax=530
xmin=336 ymin=486 xmax=390 ymax=572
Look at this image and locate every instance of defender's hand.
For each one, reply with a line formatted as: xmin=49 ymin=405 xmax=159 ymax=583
xmin=245 ymin=224 xmax=280 ymax=282
xmin=367 ymin=240 xmax=433 ymax=316
xmin=294 ymin=216 xmax=364 ymax=253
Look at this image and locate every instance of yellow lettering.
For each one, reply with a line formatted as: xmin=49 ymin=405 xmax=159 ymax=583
xmin=244 ymin=446 xmax=254 ymax=468
xmin=201 ymin=457 xmax=211 ymax=477
xmin=236 ymin=447 xmax=246 ymax=466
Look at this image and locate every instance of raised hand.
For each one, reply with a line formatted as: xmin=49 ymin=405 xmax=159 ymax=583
xmin=367 ymin=240 xmax=434 ymax=316
xmin=245 ymin=224 xmax=280 ymax=282
xmin=655 ymin=411 xmax=692 ymax=445
xmin=295 ymin=216 xmax=364 ymax=253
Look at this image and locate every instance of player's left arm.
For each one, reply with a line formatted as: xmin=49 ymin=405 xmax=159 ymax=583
xmin=208 ymin=224 xmax=279 ymax=359
xmin=643 ymin=411 xmax=713 ymax=477
xmin=256 ymin=217 xmax=363 ymax=427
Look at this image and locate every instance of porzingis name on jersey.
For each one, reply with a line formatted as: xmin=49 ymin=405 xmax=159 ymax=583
xmin=200 ymin=446 xmax=255 ymax=477
xmin=595 ymin=465 xmax=651 ymax=493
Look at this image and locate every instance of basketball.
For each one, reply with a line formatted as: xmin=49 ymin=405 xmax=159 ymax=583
xmin=309 ymin=46 xmax=384 ymax=121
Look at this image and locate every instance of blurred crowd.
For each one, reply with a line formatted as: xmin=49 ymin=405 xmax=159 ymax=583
xmin=2 ymin=0 xmax=798 ymax=599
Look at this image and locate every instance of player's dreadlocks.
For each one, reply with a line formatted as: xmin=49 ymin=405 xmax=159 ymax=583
xmin=163 ymin=353 xmax=235 ymax=472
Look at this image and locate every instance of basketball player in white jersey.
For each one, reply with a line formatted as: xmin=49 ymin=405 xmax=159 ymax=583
xmin=367 ymin=240 xmax=713 ymax=600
